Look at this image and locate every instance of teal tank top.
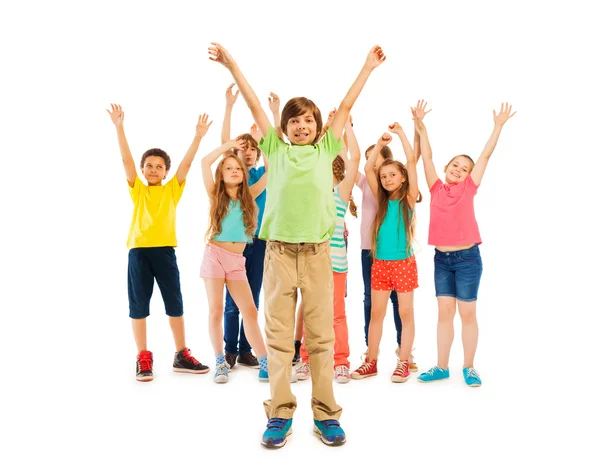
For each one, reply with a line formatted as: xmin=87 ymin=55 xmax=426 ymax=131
xmin=375 ymin=199 xmax=412 ymax=260
xmin=213 ymin=199 xmax=253 ymax=243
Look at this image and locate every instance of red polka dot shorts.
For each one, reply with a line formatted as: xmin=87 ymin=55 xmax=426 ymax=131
xmin=372 ymin=256 xmax=418 ymax=292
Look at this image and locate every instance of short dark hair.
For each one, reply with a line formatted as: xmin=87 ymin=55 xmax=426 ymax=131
xmin=140 ymin=148 xmax=171 ymax=171
xmin=281 ymin=97 xmax=323 ymax=145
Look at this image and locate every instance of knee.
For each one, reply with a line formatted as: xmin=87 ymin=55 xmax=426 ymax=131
xmin=399 ymin=308 xmax=414 ymax=323
xmin=459 ymin=309 xmax=477 ymax=325
xmin=242 ymin=307 xmax=258 ymax=323
xmin=209 ymin=308 xmax=223 ymax=324
xmin=438 ymin=307 xmax=456 ymax=322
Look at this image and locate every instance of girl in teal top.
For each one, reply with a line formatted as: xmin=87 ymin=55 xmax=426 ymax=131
xmin=351 ymin=123 xmax=422 ymax=384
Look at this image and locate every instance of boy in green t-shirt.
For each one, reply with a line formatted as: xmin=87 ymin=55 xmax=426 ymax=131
xmin=107 ymin=104 xmax=212 ymax=382
xmin=209 ymin=43 xmax=386 ymax=448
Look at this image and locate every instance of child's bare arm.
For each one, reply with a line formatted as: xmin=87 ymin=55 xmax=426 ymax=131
xmin=176 ymin=114 xmax=212 ymax=184
xmin=411 ymin=100 xmax=431 ymax=163
xmin=268 ymin=92 xmax=283 ymax=139
xmin=107 ymin=103 xmax=137 ymax=187
xmin=330 ymin=46 xmax=386 ymax=140
xmin=201 ymin=139 xmax=245 ymax=196
xmin=249 ymin=170 xmax=268 ymax=199
xmin=209 ymin=43 xmax=272 ymax=136
xmin=365 ymin=133 xmax=392 ymax=198
xmin=221 ymin=83 xmax=239 ymax=144
xmin=412 ymin=110 xmax=439 ymax=190
xmin=389 ymin=122 xmax=419 ymax=206
xmin=338 ymin=119 xmax=360 ymax=203
xmin=471 ymin=102 xmax=516 ymax=186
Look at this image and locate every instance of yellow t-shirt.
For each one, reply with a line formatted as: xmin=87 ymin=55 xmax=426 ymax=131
xmin=127 ymin=175 xmax=186 ymax=248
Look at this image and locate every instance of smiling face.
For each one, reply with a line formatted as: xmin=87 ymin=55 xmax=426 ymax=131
xmin=141 ymin=156 xmax=168 ymax=186
xmin=281 ymin=97 xmax=323 ymax=146
xmin=221 ymin=156 xmax=245 ymax=186
xmin=379 ymin=163 xmax=406 ymax=194
xmin=444 ymin=155 xmax=474 ymax=184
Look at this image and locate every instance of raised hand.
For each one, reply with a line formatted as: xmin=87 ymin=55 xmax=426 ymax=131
xmin=388 ymin=122 xmax=404 ymax=135
xmin=225 ymin=83 xmax=239 ymax=107
xmin=410 ymin=99 xmax=431 ymax=120
xmin=230 ymin=138 xmax=247 ymax=152
xmin=250 ymin=123 xmax=262 ymax=143
xmin=268 ymin=92 xmax=280 ymax=114
xmin=365 ymin=45 xmax=386 ymax=70
xmin=411 ymin=108 xmax=427 ymax=134
xmin=326 ymin=108 xmax=337 ymax=127
xmin=493 ymin=102 xmax=516 ymax=127
xmin=196 ymin=113 xmax=213 ymax=138
xmin=378 ymin=132 xmax=393 ymax=147
xmin=208 ymin=42 xmax=235 ymax=69
xmin=106 ymin=103 xmax=124 ymax=127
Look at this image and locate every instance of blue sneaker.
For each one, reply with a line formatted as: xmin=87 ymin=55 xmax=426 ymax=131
xmin=313 ymin=419 xmax=346 ymax=446
xmin=214 ymin=362 xmax=230 ymax=383
xmin=417 ymin=366 xmax=450 ymax=383
xmin=258 ymin=368 xmax=269 ymax=382
xmin=463 ymin=367 xmax=482 ymax=387
xmin=262 ymin=418 xmax=292 ymax=449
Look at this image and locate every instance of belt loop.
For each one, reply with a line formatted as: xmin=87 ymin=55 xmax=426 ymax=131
xmin=279 ymin=242 xmax=285 ymax=254
xmin=313 ymin=243 xmax=317 ymax=255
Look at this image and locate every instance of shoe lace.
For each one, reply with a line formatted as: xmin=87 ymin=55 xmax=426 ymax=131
xmin=357 ymin=360 xmax=374 ymax=373
xmin=466 ymin=368 xmax=480 ymax=379
xmin=183 ymin=349 xmax=200 ymax=365
xmin=267 ymin=418 xmax=287 ymax=431
xmin=426 ymin=366 xmax=442 ymax=376
xmin=298 ymin=362 xmax=310 ymax=373
xmin=215 ymin=362 xmax=229 ymax=375
xmin=394 ymin=360 xmax=409 ymax=374
xmin=138 ymin=357 xmax=152 ymax=372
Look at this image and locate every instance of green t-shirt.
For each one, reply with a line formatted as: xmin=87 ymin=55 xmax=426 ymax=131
xmin=258 ymin=127 xmax=343 ymax=243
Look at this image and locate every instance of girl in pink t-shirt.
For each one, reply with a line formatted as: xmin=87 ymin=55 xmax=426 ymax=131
xmin=414 ymin=103 xmax=516 ymax=387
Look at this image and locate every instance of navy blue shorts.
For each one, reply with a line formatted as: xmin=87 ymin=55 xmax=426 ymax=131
xmin=128 ymin=247 xmax=184 ymax=319
xmin=433 ymin=244 xmax=483 ymax=302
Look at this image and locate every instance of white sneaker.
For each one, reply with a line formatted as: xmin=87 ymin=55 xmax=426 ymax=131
xmin=295 ymin=361 xmax=311 ymax=381
xmin=334 ymin=365 xmax=351 ymax=384
xmin=214 ymin=362 xmax=230 ymax=383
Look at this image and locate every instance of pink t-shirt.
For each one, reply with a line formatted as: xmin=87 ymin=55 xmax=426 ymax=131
xmin=357 ymin=173 xmax=377 ymax=250
xmin=429 ymin=175 xmax=482 ymax=246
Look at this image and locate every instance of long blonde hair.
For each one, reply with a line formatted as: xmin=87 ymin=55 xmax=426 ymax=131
xmin=205 ymin=154 xmax=257 ymax=242
xmin=371 ymin=159 xmax=422 ymax=257
xmin=332 ymin=155 xmax=358 ymax=217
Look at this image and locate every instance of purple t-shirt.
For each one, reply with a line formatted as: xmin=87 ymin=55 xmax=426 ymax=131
xmin=357 ymin=173 xmax=377 ymax=250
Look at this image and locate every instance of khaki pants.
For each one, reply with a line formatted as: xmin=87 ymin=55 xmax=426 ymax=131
xmin=262 ymin=241 xmax=342 ymax=421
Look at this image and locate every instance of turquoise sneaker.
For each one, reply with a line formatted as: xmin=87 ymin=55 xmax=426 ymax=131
xmin=258 ymin=368 xmax=269 ymax=382
xmin=463 ymin=367 xmax=482 ymax=387
xmin=313 ymin=419 xmax=346 ymax=446
xmin=262 ymin=418 xmax=292 ymax=449
xmin=417 ymin=366 xmax=450 ymax=383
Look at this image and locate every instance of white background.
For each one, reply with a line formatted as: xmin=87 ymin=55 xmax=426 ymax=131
xmin=1 ymin=0 xmax=598 ymax=466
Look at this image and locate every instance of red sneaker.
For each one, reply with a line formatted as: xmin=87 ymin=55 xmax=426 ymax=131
xmin=351 ymin=358 xmax=378 ymax=379
xmin=391 ymin=359 xmax=410 ymax=383
xmin=136 ymin=350 xmax=154 ymax=382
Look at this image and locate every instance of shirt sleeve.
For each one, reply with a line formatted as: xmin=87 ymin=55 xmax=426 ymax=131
xmin=168 ymin=176 xmax=186 ymax=205
xmin=258 ymin=126 xmax=286 ymax=157
xmin=318 ymin=128 xmax=344 ymax=160
xmin=357 ymin=173 xmax=366 ymax=191
xmin=128 ymin=175 xmax=142 ymax=203
xmin=465 ymin=174 xmax=479 ymax=192
xmin=430 ymin=178 xmax=442 ymax=194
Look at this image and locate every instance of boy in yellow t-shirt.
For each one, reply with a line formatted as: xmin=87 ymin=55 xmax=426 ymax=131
xmin=107 ymin=104 xmax=212 ymax=382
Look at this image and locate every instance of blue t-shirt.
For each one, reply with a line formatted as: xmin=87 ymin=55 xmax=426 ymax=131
xmin=375 ymin=200 xmax=413 ymax=260
xmin=249 ymin=166 xmax=266 ymax=236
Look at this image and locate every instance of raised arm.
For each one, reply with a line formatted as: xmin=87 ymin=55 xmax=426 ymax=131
xmin=318 ymin=108 xmax=336 ymax=142
xmin=338 ymin=119 xmax=360 ymax=203
xmin=201 ymin=139 xmax=245 ymax=195
xmin=221 ymin=83 xmax=239 ymax=144
xmin=411 ymin=100 xmax=431 ymax=163
xmin=412 ymin=110 xmax=439 ymax=190
xmin=107 ymin=103 xmax=136 ymax=187
xmin=364 ymin=133 xmax=392 ymax=199
xmin=249 ymin=170 xmax=268 ymax=199
xmin=209 ymin=43 xmax=271 ymax=136
xmin=176 ymin=113 xmax=212 ymax=184
xmin=389 ymin=122 xmax=419 ymax=206
xmin=268 ymin=92 xmax=284 ymax=139
xmin=470 ymin=102 xmax=516 ymax=186
xmin=330 ymin=46 xmax=386 ymax=140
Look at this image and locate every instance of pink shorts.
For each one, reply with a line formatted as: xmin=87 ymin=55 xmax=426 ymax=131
xmin=200 ymin=244 xmax=247 ymax=281
xmin=372 ymin=256 xmax=419 ymax=293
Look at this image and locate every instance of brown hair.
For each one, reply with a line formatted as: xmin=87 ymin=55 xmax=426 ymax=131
xmin=444 ymin=154 xmax=475 ymax=172
xmin=332 ymin=155 xmax=358 ymax=218
xmin=365 ymin=144 xmax=393 ymax=161
xmin=205 ymin=154 xmax=257 ymax=242
xmin=370 ymin=159 xmax=422 ymax=258
xmin=141 ymin=148 xmax=171 ymax=171
xmin=281 ymin=97 xmax=323 ymax=145
xmin=234 ymin=133 xmax=262 ymax=162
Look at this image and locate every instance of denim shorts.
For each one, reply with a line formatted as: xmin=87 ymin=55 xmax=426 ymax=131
xmin=433 ymin=244 xmax=483 ymax=302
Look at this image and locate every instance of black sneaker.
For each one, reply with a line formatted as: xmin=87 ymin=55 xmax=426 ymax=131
xmin=292 ymin=340 xmax=301 ymax=365
xmin=237 ymin=352 xmax=259 ymax=368
xmin=225 ymin=352 xmax=237 ymax=369
xmin=136 ymin=350 xmax=154 ymax=382
xmin=173 ymin=347 xmax=209 ymax=374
